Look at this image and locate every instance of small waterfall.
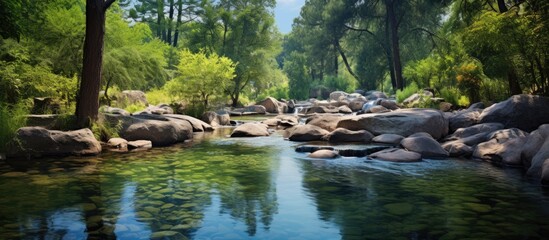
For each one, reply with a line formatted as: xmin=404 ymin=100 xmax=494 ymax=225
xmin=362 ymin=100 xmax=377 ymax=111
xmin=294 ymin=106 xmax=304 ymax=115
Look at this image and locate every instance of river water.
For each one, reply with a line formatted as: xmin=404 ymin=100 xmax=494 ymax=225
xmin=1 ymin=127 xmax=548 ymax=239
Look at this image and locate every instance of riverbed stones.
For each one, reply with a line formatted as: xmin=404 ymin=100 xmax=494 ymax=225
xmin=473 ymin=128 xmax=529 ymax=166
xmin=479 ymin=94 xmax=549 ymax=132
xmin=400 ymin=134 xmax=449 ymax=158
xmin=287 ymin=125 xmax=330 ymax=142
xmin=230 ymin=123 xmax=270 ymax=137
xmin=325 ymin=128 xmax=374 ymax=143
xmin=369 ymin=148 xmax=422 ymax=162
xmin=337 ymin=108 xmax=448 ymax=139
xmin=372 ymin=134 xmax=404 ymax=145
xmin=118 ymin=115 xmax=193 ymax=146
xmin=7 ymin=127 xmax=101 ymax=158
xmin=306 ymin=115 xmax=341 ymax=132
xmin=308 ymin=149 xmax=339 ymax=159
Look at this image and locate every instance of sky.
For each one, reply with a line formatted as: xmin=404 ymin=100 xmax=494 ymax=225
xmin=274 ymin=0 xmax=305 ymax=34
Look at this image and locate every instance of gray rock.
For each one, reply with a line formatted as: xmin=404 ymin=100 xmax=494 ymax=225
xmin=446 ymin=123 xmax=504 ymax=140
xmin=308 ymin=149 xmax=339 ymax=159
xmin=380 ymin=99 xmax=399 ymax=110
xmin=118 ymin=90 xmax=148 ymax=105
xmin=369 ymin=148 xmax=422 ymax=162
xmin=349 ymin=99 xmax=367 ymax=112
xmin=473 ymin=138 xmax=528 ymax=166
xmin=526 ymin=125 xmax=549 ymax=179
xmin=118 ymin=115 xmax=193 ymax=146
xmin=479 ymin=94 xmax=549 ymax=132
xmin=306 ymin=115 xmax=342 ymax=132
xmin=448 ymin=109 xmax=481 ymax=133
xmin=245 ymin=105 xmax=267 ymax=114
xmin=7 ymin=127 xmax=101 ymax=158
xmin=325 ymin=128 xmax=374 ymax=143
xmin=107 ymin=137 xmax=128 ymax=149
xmin=365 ymin=91 xmax=388 ymax=100
xmin=307 ymin=106 xmax=339 ymax=114
xmin=401 ymin=135 xmax=449 ymax=158
xmin=372 ymin=134 xmax=405 ymax=145
xmin=127 ymin=140 xmax=152 ymax=150
xmin=164 ymin=114 xmax=213 ymax=132
xmin=230 ymin=123 xmax=270 ymax=137
xmin=368 ymin=105 xmax=389 ymax=113
xmin=442 ymin=142 xmax=473 ymax=157
xmin=338 ymin=105 xmax=353 ymax=114
xmin=287 ymin=125 xmax=330 ymax=142
xmin=102 ymin=106 xmax=130 ymax=116
xmin=259 ymin=97 xmax=281 ymax=114
xmin=337 ymin=108 xmax=448 ymax=139
xmin=329 ymin=91 xmax=348 ymax=101
xmin=468 ymin=102 xmax=485 ymax=109
xmin=521 ymin=125 xmax=549 ymax=167
xmin=202 ymin=111 xmax=230 ymax=127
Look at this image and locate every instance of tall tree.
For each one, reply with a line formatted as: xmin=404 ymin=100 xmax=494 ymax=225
xmin=75 ymin=0 xmax=116 ymax=127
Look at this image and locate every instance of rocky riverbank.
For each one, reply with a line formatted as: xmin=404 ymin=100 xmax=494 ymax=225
xmin=4 ymin=92 xmax=549 ymax=186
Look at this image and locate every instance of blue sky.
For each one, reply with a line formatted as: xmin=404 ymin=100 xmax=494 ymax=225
xmin=274 ymin=0 xmax=305 ymax=34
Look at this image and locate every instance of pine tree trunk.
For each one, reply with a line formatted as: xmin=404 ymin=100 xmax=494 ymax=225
xmin=173 ymin=0 xmax=183 ymax=47
xmin=167 ymin=0 xmax=174 ymax=45
xmin=76 ymin=0 xmax=108 ymax=128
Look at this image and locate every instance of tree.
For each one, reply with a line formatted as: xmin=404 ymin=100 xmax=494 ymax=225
xmin=75 ymin=0 xmax=116 ymax=128
xmin=164 ymin=49 xmax=236 ymax=109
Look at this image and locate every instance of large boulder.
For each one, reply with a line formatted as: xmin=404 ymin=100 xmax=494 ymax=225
xmin=164 ymin=114 xmax=213 ymax=132
xmin=337 ymin=108 xmax=448 ymax=139
xmin=259 ymin=97 xmax=281 ymax=114
xmin=118 ymin=115 xmax=193 ymax=146
xmin=101 ymin=106 xmax=130 ymax=116
xmin=522 ymin=125 xmax=549 ymax=168
xmin=245 ymin=105 xmax=267 ymax=114
xmin=338 ymin=105 xmax=353 ymax=114
xmin=447 ymin=109 xmax=482 ymax=133
xmin=306 ymin=115 xmax=342 ymax=132
xmin=7 ymin=127 xmax=101 ymax=158
xmin=307 ymin=106 xmax=339 ymax=114
xmin=230 ymin=123 xmax=270 ymax=137
xmin=400 ymin=134 xmax=449 ymax=158
xmin=287 ymin=125 xmax=330 ymax=142
xmin=324 ymin=128 xmax=374 ymax=143
xmin=369 ymin=148 xmax=422 ymax=163
xmin=262 ymin=115 xmax=299 ymax=127
xmin=349 ymin=98 xmax=367 ymax=112
xmin=442 ymin=142 xmax=474 ymax=157
xmin=329 ymin=91 xmax=348 ymax=101
xmin=445 ymin=123 xmax=504 ymax=141
xmin=479 ymin=94 xmax=549 ymax=132
xmin=118 ymin=90 xmax=148 ymax=105
xmin=201 ymin=111 xmax=230 ymax=127
xmin=364 ymin=91 xmax=388 ymax=100
xmin=472 ymin=128 xmax=529 ymax=166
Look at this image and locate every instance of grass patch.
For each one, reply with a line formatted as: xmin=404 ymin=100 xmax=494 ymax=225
xmin=0 ymin=103 xmax=29 ymax=153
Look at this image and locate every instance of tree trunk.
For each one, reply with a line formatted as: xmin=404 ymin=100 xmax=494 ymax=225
xmin=386 ymin=0 xmax=404 ymax=91
xmin=384 ymin=13 xmax=396 ymax=90
xmin=167 ymin=0 xmax=174 ymax=45
xmin=156 ymin=0 xmax=165 ymax=41
xmin=333 ymin=48 xmax=338 ymax=77
xmin=173 ymin=0 xmax=183 ymax=47
xmin=335 ymin=41 xmax=359 ymax=81
xmin=497 ymin=0 xmax=508 ymax=13
xmin=76 ymin=0 xmax=112 ymax=128
xmin=507 ymin=68 xmax=522 ymax=95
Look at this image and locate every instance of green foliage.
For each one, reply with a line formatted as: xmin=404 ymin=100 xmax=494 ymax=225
xmin=439 ymin=87 xmax=465 ymax=107
xmin=123 ymin=103 xmax=148 ymax=114
xmin=321 ymin=74 xmax=358 ymax=93
xmin=458 ymin=95 xmax=470 ymax=107
xmin=164 ymin=49 xmax=236 ymax=110
xmin=396 ymin=82 xmax=420 ymax=103
xmin=91 ymin=118 xmax=121 ymax=142
xmin=146 ymin=88 xmax=175 ymax=105
xmin=0 ymin=103 xmax=28 ymax=153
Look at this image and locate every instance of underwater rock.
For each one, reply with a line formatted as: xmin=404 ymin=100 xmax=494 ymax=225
xmin=308 ymin=149 xmax=339 ymax=159
xmin=384 ymin=203 xmax=413 ymax=216
xmin=150 ymin=231 xmax=187 ymax=240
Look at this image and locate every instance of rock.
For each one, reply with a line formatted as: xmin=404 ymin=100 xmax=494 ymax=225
xmin=118 ymin=90 xmax=148 ymax=105
xmin=295 ymin=146 xmax=335 ymax=153
xmin=201 ymin=111 xmax=230 ymax=127
xmin=325 ymin=128 xmax=374 ymax=143
xmin=101 ymin=106 xmax=130 ymax=116
xmin=369 ymin=148 xmax=422 ymax=162
xmin=439 ymin=102 xmax=453 ymax=112
xmin=7 ymin=127 xmax=101 ymax=158
xmin=447 ymin=109 xmax=482 ymax=133
xmin=230 ymin=123 xmax=270 ymax=137
xmin=307 ymin=106 xmax=339 ymax=114
xmin=262 ymin=118 xmax=280 ymax=126
xmin=107 ymin=138 xmax=128 ymax=149
xmin=479 ymin=94 xmax=549 ymax=132
xmin=259 ymin=97 xmax=281 ymax=114
xmin=337 ymin=146 xmax=390 ymax=157
xmin=337 ymin=108 xmax=448 ymax=139
xmin=372 ymin=134 xmax=405 ymax=145
xmin=349 ymin=99 xmax=367 ymax=112
xmin=338 ymin=105 xmax=353 ymax=114
xmin=244 ymin=105 xmax=267 ymax=114
xmin=263 ymin=115 xmax=298 ymax=127
xmin=365 ymin=91 xmax=388 ymax=100
xmin=329 ymin=91 xmax=348 ymax=101
xmin=164 ymin=114 xmax=213 ymax=132
xmin=278 ymin=101 xmax=289 ymax=113
xmin=402 ymin=91 xmax=433 ymax=106
xmin=521 ymin=125 xmax=549 ymax=167
xmin=306 ymin=115 xmax=341 ymax=132
xmin=401 ymin=135 xmax=449 ymax=158
xmin=527 ymin=139 xmax=549 ymax=177
xmin=287 ymin=125 xmax=330 ymax=142
xmin=446 ymin=123 xmax=504 ymax=140
xmin=118 ymin=115 xmax=193 ymax=146
xmin=473 ymin=128 xmax=529 ymax=166
xmin=368 ymin=105 xmax=389 ymax=113
xmin=543 ymin=160 xmax=549 ymax=185
xmin=308 ymin=149 xmax=339 ymax=159
xmin=127 ymin=140 xmax=152 ymax=150
xmin=442 ymin=142 xmax=474 ymax=157
xmin=380 ymin=100 xmax=399 ymax=110
xmin=468 ymin=102 xmax=485 ymax=109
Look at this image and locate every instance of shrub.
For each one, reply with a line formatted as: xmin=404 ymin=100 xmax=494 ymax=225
xmin=91 ymin=117 xmax=121 ymax=142
xmin=146 ymin=88 xmax=175 ymax=105
xmin=396 ymin=82 xmax=420 ymax=103
xmin=124 ymin=103 xmax=147 ymax=114
xmin=0 ymin=103 xmax=28 ymax=153
xmin=458 ymin=95 xmax=471 ymax=107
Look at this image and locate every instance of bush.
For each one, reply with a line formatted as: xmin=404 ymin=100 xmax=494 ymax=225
xmin=458 ymin=95 xmax=471 ymax=107
xmin=396 ymin=82 xmax=420 ymax=103
xmin=0 ymin=103 xmax=28 ymax=153
xmin=91 ymin=118 xmax=121 ymax=142
xmin=146 ymin=88 xmax=175 ymax=105
xmin=124 ymin=103 xmax=147 ymax=114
